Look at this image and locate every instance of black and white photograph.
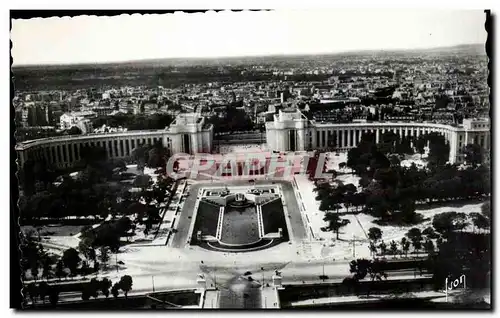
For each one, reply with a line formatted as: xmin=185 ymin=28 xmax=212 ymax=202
xmin=9 ymin=7 xmax=492 ymax=310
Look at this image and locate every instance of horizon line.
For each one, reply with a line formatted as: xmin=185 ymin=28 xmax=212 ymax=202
xmin=11 ymin=42 xmax=485 ymax=68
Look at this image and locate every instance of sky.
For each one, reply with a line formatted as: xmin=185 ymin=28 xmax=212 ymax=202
xmin=11 ymin=10 xmax=487 ymax=65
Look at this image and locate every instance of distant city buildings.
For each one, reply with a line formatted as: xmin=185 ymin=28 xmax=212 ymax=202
xmin=14 ymin=49 xmax=490 ymax=168
xmin=59 ymin=111 xmax=97 ymax=133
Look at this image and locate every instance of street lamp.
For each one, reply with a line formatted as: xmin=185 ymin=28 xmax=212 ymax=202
xmin=322 ymin=261 xmax=325 ymax=281
xmin=352 ymin=234 xmax=356 ymax=258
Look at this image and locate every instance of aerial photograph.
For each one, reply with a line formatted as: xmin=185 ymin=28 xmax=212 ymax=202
xmin=10 ymin=9 xmax=491 ymax=310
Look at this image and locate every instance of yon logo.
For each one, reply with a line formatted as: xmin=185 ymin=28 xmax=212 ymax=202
xmin=445 ymin=274 xmax=466 ymax=302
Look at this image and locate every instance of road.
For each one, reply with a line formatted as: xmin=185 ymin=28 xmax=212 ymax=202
xmin=34 ymin=255 xmax=430 ymax=306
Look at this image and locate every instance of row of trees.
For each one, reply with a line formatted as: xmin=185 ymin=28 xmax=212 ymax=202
xmin=318 ymin=182 xmax=357 ymax=238
xmin=130 ymin=141 xmax=171 ymax=172
xmin=20 ymin=141 xmax=174 ymax=222
xmin=81 ymin=275 xmax=133 ymax=301
xmin=19 ymin=141 xmax=129 ymax=196
xmin=24 ymin=238 xmax=120 ymax=284
xmin=347 ymin=131 xmax=450 ymax=169
xmin=345 ymin=233 xmax=491 ymax=295
xmin=341 ymin=202 xmax=491 ymax=296
xmin=207 ymin=103 xmax=254 ymax=134
xmin=20 ymin=141 xmax=176 ymax=279
xmin=367 ymin=227 xmax=436 ymax=258
xmin=365 ymin=202 xmax=490 ymax=259
xmin=340 ymin=133 xmax=490 ymax=224
xmin=91 ymin=113 xmax=174 ymax=131
xmin=24 ymin=281 xmax=61 ymax=307
xmin=21 ymin=230 xmax=100 ymax=282
xmin=23 ymin=275 xmax=133 ymax=307
xmin=20 ymin=230 xmax=55 ymax=282
xmin=343 ymin=259 xmax=388 ymax=297
xmin=22 ymin=222 xmax=143 ymax=289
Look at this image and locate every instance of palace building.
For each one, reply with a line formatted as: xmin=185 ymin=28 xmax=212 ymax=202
xmin=16 ymin=113 xmax=213 ymax=169
xmin=16 ymin=109 xmax=489 ymax=169
xmin=266 ymin=108 xmax=490 ymax=164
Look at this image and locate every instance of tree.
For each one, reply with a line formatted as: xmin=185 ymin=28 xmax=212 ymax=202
xmin=349 ymin=259 xmax=371 ymax=281
xmin=422 ymin=227 xmax=439 ymax=239
xmin=401 ymin=238 xmax=410 ymax=257
xmin=367 ymin=227 xmax=383 ymax=243
xmin=427 ymin=231 xmax=490 ymax=291
xmin=369 ymin=241 xmax=378 ymax=257
xmin=400 ymin=199 xmax=417 ymax=224
xmin=389 ymin=155 xmax=401 ymax=167
xmin=350 ymin=192 xmax=366 ymax=212
xmin=41 ymin=256 xmax=53 ymax=280
xmin=427 ymin=133 xmax=450 ymax=166
xmin=55 ymin=260 xmax=66 ymax=281
xmin=314 ymin=182 xmax=333 ymax=201
xmin=349 ymin=259 xmax=388 ymax=297
xmin=80 ymin=261 xmax=90 ymax=277
xmin=147 ymin=144 xmax=169 ymax=168
xmin=89 ymin=278 xmax=101 ymax=299
xmin=322 ymin=212 xmax=350 ymax=239
xmin=30 ymin=263 xmax=39 ymax=281
xmin=99 ymin=246 xmax=110 ymax=269
xmin=412 ymin=239 xmax=422 ymax=256
xmin=359 ymin=175 xmax=372 ymax=188
xmin=78 ymin=238 xmax=96 ymax=262
xmin=67 ymin=126 xmax=82 ymax=135
xmin=453 ymin=212 xmax=469 ymax=232
xmin=389 ymin=240 xmax=398 ymax=256
xmin=101 ymin=278 xmax=112 ymax=298
xmin=347 ymin=147 xmax=363 ymax=173
xmin=111 ymin=283 xmax=120 ymax=298
xmin=378 ymin=240 xmax=387 ymax=256
xmin=367 ymin=259 xmax=388 ymax=296
xmin=463 ymin=144 xmax=484 ymax=166
xmin=339 ymin=162 xmax=347 ymax=171
xmin=405 ymin=228 xmax=422 ymax=243
xmin=365 ymin=191 xmax=391 ymax=218
xmin=374 ymin=168 xmax=399 ymax=188
xmin=134 ymin=174 xmax=153 ymax=190
xmin=432 ymin=212 xmax=457 ymax=237
xmin=93 ymin=260 xmax=100 ymax=273
xmin=469 ymin=212 xmax=490 ymax=233
xmin=62 ymin=248 xmax=81 ymax=276
xmin=436 ymin=236 xmax=444 ymax=250
xmin=424 ymin=239 xmax=435 ymax=255
xmin=119 ymin=275 xmax=133 ymax=299
xmin=115 ymin=216 xmax=133 ymax=237
xmin=343 ymin=183 xmax=357 ymax=213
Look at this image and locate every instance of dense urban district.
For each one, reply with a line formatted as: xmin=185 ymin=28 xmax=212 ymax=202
xmin=13 ymin=44 xmax=491 ymax=309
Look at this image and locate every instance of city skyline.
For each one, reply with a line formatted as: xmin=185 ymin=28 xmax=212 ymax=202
xmin=11 ymin=10 xmax=487 ymax=66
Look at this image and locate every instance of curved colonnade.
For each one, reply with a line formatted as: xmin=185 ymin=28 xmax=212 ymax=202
xmin=16 ymin=130 xmax=170 ymax=169
xmin=15 ymin=113 xmax=214 ymax=169
xmin=266 ymin=109 xmax=490 ymax=164
xmin=15 ymin=110 xmax=490 ymax=169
